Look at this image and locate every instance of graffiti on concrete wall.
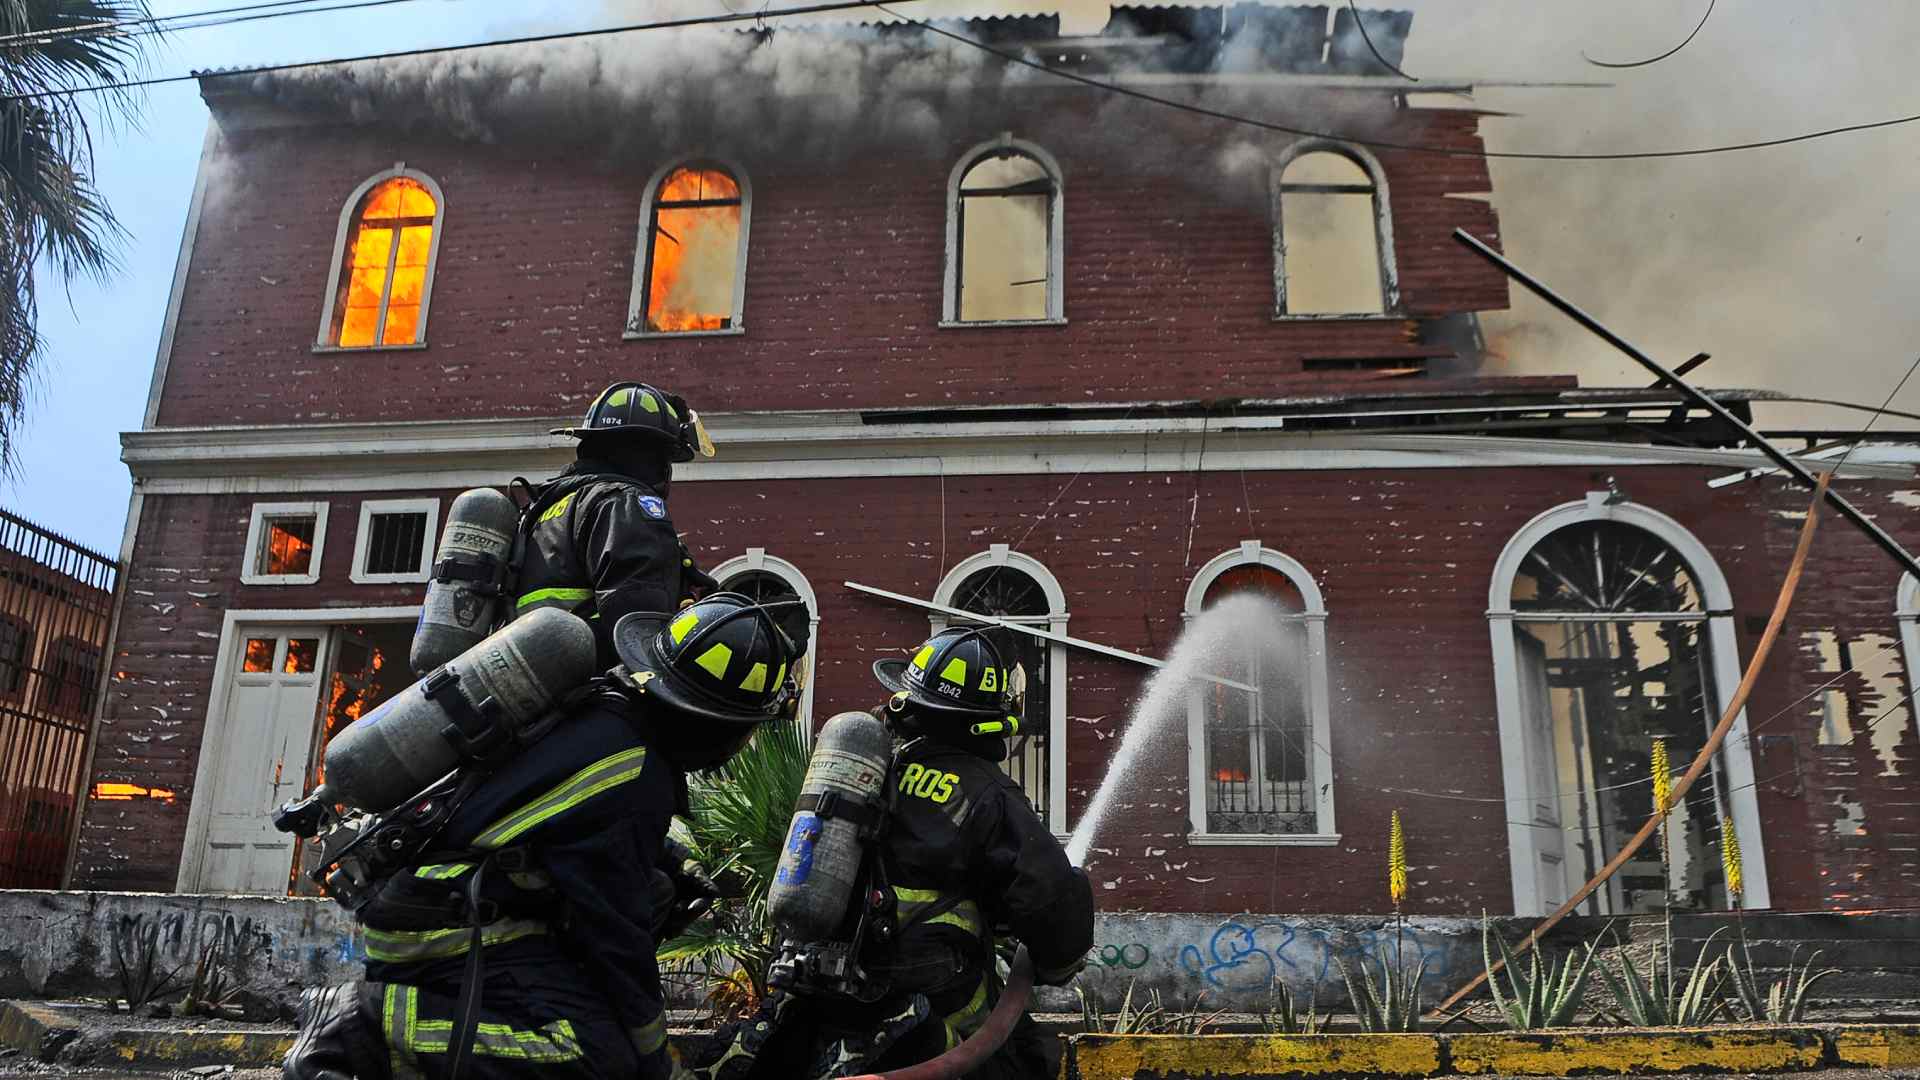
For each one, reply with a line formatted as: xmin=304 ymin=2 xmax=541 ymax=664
xmin=1085 ymin=916 xmax=1466 ymax=998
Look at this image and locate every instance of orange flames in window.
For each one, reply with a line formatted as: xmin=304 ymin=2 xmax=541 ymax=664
xmin=1214 ymin=768 xmax=1249 ymax=783
xmin=645 ymin=167 xmax=741 ymax=333
xmin=335 ymin=178 xmax=436 ymax=348
xmin=92 ymin=782 xmax=176 ymax=802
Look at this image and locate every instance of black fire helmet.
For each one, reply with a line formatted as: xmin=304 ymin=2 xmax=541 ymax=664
xmin=872 ymin=625 xmax=1018 ymax=720
xmin=551 ymin=381 xmax=711 ymax=463
xmin=613 ymin=592 xmax=803 ymax=771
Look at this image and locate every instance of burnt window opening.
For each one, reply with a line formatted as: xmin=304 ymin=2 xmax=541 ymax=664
xmin=950 ymin=564 xmax=1054 ymax=818
xmin=0 ymin=615 xmax=31 ymax=698
xmin=948 ymin=141 xmax=1063 ymax=324
xmin=1199 ymin=565 xmax=1317 ymax=835
xmin=259 ymin=515 xmax=316 ymax=578
xmin=37 ymin=636 xmax=98 ymax=718
xmin=327 ymin=174 xmax=441 ymax=348
xmin=1511 ymin=521 xmax=1728 ymax=914
xmin=1274 ymin=149 xmax=1390 ymax=317
xmin=635 ymin=164 xmax=747 ymax=335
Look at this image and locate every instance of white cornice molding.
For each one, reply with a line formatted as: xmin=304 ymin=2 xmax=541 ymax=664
xmin=120 ymin=412 xmax=1917 ymax=494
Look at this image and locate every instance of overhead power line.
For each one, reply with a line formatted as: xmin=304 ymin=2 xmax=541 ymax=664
xmin=1583 ymin=0 xmax=1718 ymax=69
xmin=0 ymin=0 xmax=395 ymax=47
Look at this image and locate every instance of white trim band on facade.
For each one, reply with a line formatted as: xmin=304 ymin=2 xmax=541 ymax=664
xmin=120 ymin=414 xmax=1917 ymax=495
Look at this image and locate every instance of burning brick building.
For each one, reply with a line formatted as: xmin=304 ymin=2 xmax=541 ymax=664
xmin=72 ymin=5 xmax=1920 ymax=919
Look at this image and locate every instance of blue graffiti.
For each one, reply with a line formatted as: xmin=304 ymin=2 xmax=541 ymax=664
xmin=1179 ymin=921 xmax=1279 ymax=989
xmin=1173 ymin=919 xmax=1459 ymax=991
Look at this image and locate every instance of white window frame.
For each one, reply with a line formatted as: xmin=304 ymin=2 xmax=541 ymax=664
xmin=350 ymin=498 xmax=441 ymax=585
xmin=625 ymin=157 xmax=753 ymax=339
xmin=931 ymin=544 xmax=1069 ymax=833
xmin=941 ymin=134 xmax=1067 ymax=328
xmin=1488 ymin=492 xmax=1770 ymax=915
xmin=241 ymin=501 xmax=330 ymax=586
xmin=1184 ymin=541 xmax=1338 ymax=846
xmin=1896 ymin=574 xmax=1920 ymax=752
xmin=314 ymin=163 xmax=447 ymax=352
xmin=710 ymin=549 xmax=818 ymax=736
xmin=1270 ymin=139 xmax=1399 ymax=320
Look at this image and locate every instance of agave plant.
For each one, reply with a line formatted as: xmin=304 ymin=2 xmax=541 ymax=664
xmin=1482 ymin=917 xmax=1606 ymax=1030
xmin=1726 ymin=940 xmax=1838 ymax=1024
xmin=1260 ymin=979 xmax=1331 ymax=1035
xmin=657 ymin=720 xmax=810 ymax=1012
xmin=1599 ymin=925 xmax=1731 ymax=1027
xmin=1077 ymin=980 xmax=1223 ymax=1035
xmin=1337 ymin=945 xmax=1427 ymax=1032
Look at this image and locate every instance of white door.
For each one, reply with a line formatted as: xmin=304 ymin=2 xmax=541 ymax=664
xmin=199 ymin=628 xmax=329 ymax=894
xmin=1515 ymin=630 xmax=1569 ymax=911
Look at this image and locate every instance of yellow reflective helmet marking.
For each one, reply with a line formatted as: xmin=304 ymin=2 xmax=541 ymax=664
xmin=772 ymin=661 xmax=787 ymax=688
xmin=639 ymin=390 xmax=660 ymax=414
xmin=606 ymin=388 xmax=632 ymax=408
xmin=739 ymin=661 xmax=768 ymax=693
xmin=669 ymin=611 xmax=698 ymax=644
xmin=694 ymin=643 xmax=733 ymax=679
xmin=940 ymin=658 xmax=968 ymax=685
xmin=979 ymin=667 xmax=998 ymax=692
xmin=910 ymin=645 xmax=935 ymax=671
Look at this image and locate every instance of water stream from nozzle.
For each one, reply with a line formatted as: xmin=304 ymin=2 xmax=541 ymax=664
xmin=1063 ymin=594 xmax=1298 ymax=867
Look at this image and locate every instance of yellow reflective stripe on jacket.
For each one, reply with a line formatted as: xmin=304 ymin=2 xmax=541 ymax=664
xmin=892 ymin=886 xmax=984 ymax=937
xmin=942 ymin=974 xmax=991 ymax=1045
xmin=412 ymin=862 xmax=473 ymax=881
xmin=471 ymin=746 xmax=649 ymax=849
xmin=384 ymin=985 xmax=584 ymax=1062
xmin=629 ymin=1015 xmax=667 ymax=1056
xmin=363 ymin=919 xmax=547 ymax=963
xmin=515 ymin=586 xmax=593 ymax=610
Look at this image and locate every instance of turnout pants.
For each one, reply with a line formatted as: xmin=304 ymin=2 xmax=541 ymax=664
xmin=284 ymin=975 xmax=638 ymax=1080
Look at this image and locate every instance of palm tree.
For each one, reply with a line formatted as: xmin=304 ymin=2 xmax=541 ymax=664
xmin=0 ymin=1 xmax=150 ymax=473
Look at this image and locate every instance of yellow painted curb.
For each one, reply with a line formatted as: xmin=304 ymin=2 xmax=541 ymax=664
xmin=106 ymin=1028 xmax=295 ymax=1067
xmin=1832 ymin=1024 xmax=1920 ymax=1068
xmin=1451 ymin=1029 xmax=1824 ymax=1075
xmin=1067 ymin=1033 xmax=1443 ymax=1079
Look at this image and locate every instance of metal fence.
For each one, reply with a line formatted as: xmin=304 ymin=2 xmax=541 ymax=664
xmin=0 ymin=510 xmax=117 ymax=887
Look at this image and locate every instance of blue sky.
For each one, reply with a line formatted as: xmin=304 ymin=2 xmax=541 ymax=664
xmin=13 ymin=0 xmax=1920 ymax=553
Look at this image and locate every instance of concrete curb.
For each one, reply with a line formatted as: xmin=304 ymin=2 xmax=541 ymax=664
xmin=1061 ymin=1025 xmax=1920 ymax=1078
xmin=0 ymin=1001 xmax=293 ymax=1067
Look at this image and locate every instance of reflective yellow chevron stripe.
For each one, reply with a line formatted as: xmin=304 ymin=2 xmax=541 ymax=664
xmin=412 ymin=862 xmax=473 ymax=881
xmin=515 ymin=586 xmax=592 ymax=610
xmin=384 ymin=985 xmax=584 ymax=1062
xmin=471 ymin=746 xmax=648 ymax=848
xmin=942 ymin=975 xmax=991 ymax=1044
xmin=892 ymin=886 xmax=984 ymax=937
xmin=629 ymin=1015 xmax=667 ymax=1056
xmin=363 ymin=919 xmax=547 ymax=963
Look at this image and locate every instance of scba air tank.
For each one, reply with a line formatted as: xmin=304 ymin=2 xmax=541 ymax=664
xmin=323 ymin=608 xmax=596 ymax=813
xmin=410 ymin=487 xmax=520 ymax=676
xmin=769 ymin=711 xmax=894 ymax=942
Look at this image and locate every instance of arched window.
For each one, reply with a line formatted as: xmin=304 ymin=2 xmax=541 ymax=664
xmin=1184 ymin=542 xmax=1335 ymax=845
xmin=710 ymin=550 xmax=817 ymax=733
xmin=1271 ymin=144 xmax=1395 ymax=317
xmin=0 ymin=615 xmax=32 ymax=698
xmin=319 ymin=167 xmax=444 ymax=348
xmin=1489 ymin=496 xmax=1768 ymax=916
xmin=943 ymin=137 xmax=1065 ymax=325
xmin=932 ymin=546 xmax=1068 ymax=831
xmin=627 ymin=161 xmax=750 ymax=336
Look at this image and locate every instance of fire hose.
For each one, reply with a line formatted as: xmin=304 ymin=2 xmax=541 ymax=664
xmin=844 ymin=945 xmax=1036 ymax=1080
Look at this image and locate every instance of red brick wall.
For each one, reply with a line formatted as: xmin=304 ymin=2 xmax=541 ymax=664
xmin=154 ymin=91 xmax=1506 ymax=428
xmin=76 ymin=465 xmax=1920 ymax=913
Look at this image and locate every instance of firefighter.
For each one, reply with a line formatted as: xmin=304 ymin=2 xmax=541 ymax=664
xmin=284 ymin=593 xmax=807 ymax=1080
xmin=697 ymin=626 xmax=1094 ymax=1080
xmin=519 ymin=380 xmax=719 ymax=666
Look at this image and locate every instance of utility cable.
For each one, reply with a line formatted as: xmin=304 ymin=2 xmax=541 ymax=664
xmin=872 ymin=3 xmax=1920 ymax=163
xmin=0 ymin=0 xmax=407 ymax=46
xmin=1583 ymin=0 xmax=1717 ymax=69
xmin=1345 ymin=0 xmax=1414 ymax=81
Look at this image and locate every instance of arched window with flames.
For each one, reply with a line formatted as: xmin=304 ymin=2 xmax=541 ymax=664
xmin=628 ymin=161 xmax=751 ymax=336
xmin=1272 ymin=144 xmax=1396 ymax=317
xmin=944 ymin=136 xmax=1065 ymax=325
xmin=320 ymin=168 xmax=444 ymax=348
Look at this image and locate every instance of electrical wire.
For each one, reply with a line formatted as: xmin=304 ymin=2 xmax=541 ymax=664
xmin=0 ymin=0 xmax=402 ymax=46
xmin=1583 ymin=0 xmax=1717 ymax=69
xmin=871 ymin=3 xmax=1920 ymax=163
xmin=1345 ymin=0 xmax=1414 ymax=81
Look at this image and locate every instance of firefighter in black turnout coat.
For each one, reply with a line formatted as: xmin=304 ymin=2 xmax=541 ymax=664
xmin=285 ymin=383 xmax=791 ymax=1080
xmin=702 ymin=627 xmax=1094 ymax=1080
